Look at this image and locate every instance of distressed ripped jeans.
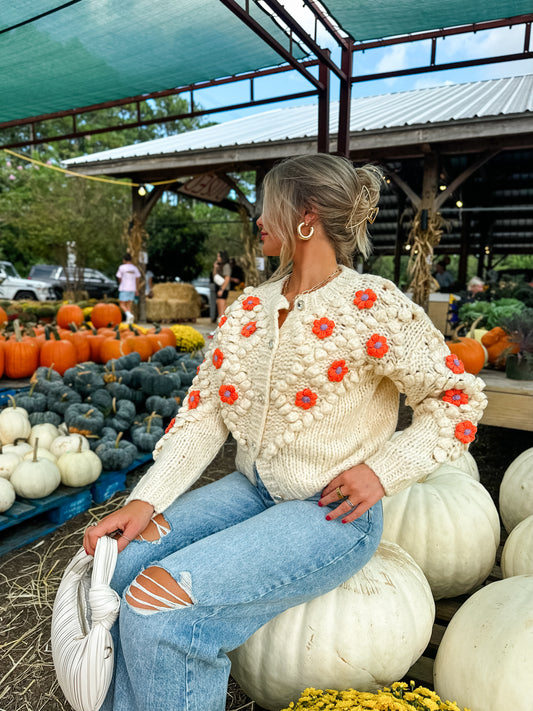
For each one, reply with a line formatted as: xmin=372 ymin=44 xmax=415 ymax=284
xmin=101 ymin=471 xmax=383 ymax=711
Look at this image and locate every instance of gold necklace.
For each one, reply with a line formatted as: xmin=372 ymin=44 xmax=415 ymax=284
xmin=282 ymin=266 xmax=341 ymax=311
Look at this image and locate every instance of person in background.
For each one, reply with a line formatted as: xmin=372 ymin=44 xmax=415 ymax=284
xmin=229 ymin=257 xmax=245 ymax=290
xmin=145 ymin=264 xmax=154 ymax=299
xmin=116 ymin=253 xmax=141 ymax=324
xmin=433 ymin=259 xmax=456 ymax=290
xmin=212 ymin=250 xmax=231 ymax=319
xmin=467 ymin=276 xmax=485 ymax=296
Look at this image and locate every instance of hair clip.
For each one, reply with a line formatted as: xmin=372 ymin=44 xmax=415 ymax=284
xmin=367 ymin=207 xmax=379 ymax=224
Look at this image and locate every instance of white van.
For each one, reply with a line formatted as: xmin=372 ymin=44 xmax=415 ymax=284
xmin=0 ymin=261 xmax=56 ymax=301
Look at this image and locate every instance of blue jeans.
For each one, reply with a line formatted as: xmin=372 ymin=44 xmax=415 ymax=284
xmin=102 ymin=471 xmax=383 ymax=711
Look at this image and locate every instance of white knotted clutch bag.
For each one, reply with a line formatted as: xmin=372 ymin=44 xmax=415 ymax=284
xmin=51 ymin=535 xmax=120 ymax=711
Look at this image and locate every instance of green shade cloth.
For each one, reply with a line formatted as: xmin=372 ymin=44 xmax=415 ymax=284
xmin=321 ymin=0 xmax=533 ymax=41
xmin=0 ymin=0 xmax=305 ymax=123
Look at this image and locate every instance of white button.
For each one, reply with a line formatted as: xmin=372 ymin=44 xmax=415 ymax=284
xmin=250 ymin=442 xmax=256 ymax=448
xmin=296 ymin=299 xmax=304 ymax=310
xmin=258 ymin=394 xmax=264 ymax=403
xmin=268 ymin=340 xmax=274 ymax=348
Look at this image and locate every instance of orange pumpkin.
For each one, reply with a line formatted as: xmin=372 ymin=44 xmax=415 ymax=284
xmin=4 ymin=321 xmax=39 ymax=378
xmin=123 ymin=334 xmax=152 ymax=362
xmin=90 ymin=302 xmax=122 ymax=329
xmin=56 ymin=304 xmax=84 ymax=329
xmin=147 ymin=325 xmax=176 ymax=350
xmin=481 ymin=327 xmax=520 ymax=368
xmin=39 ymin=328 xmax=78 ymax=375
xmin=0 ymin=340 xmax=5 ymax=378
xmin=0 ymin=307 xmax=8 ymax=326
xmin=100 ymin=333 xmax=133 ymax=363
xmin=448 ymin=336 xmax=486 ymax=375
xmin=86 ymin=329 xmax=107 ymax=363
xmin=64 ymin=326 xmax=90 ymax=363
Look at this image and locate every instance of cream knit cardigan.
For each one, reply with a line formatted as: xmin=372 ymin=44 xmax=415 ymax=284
xmin=128 ymin=266 xmax=487 ymax=513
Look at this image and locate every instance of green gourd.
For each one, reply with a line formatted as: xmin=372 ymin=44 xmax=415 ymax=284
xmin=107 ymin=352 xmax=141 ymax=371
xmin=145 ymin=394 xmax=180 ymax=418
xmin=29 ymin=411 xmax=62 ymax=427
xmin=46 ymin=383 xmax=82 ymax=415
xmin=13 ymin=383 xmax=47 ymax=413
xmin=86 ymin=388 xmax=113 ymax=416
xmin=30 ymin=365 xmax=63 ymax=394
xmin=95 ymin=432 xmax=138 ymax=471
xmin=63 ymin=367 xmax=105 ymax=396
xmin=64 ymin=403 xmax=105 ymax=436
xmin=105 ymin=381 xmax=134 ymax=401
xmin=151 ymin=346 xmax=178 ymax=366
xmin=104 ymin=398 xmax=136 ymax=431
xmin=130 ymin=412 xmax=164 ymax=452
xmin=132 ymin=411 xmax=163 ymax=432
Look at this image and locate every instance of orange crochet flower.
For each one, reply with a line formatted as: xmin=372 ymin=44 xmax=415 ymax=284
xmin=218 ymin=315 xmax=227 ymax=327
xmin=443 ymin=389 xmax=469 ymax=407
xmin=455 ymin=420 xmax=477 ymax=444
xmin=212 ymin=348 xmax=224 ymax=369
xmin=328 ymin=360 xmax=348 ymax=382
xmin=243 ymin=295 xmax=260 ymax=311
xmin=312 ymin=317 xmax=335 ymax=339
xmin=366 ymin=333 xmax=389 ymax=358
xmin=219 ymin=384 xmax=238 ymax=404
xmin=164 ymin=417 xmax=176 ymax=433
xmin=353 ymin=288 xmax=377 ymax=309
xmin=241 ymin=321 xmax=257 ymax=337
xmin=187 ymin=390 xmax=200 ymax=409
xmin=445 ymin=354 xmax=465 ymax=374
xmin=295 ymin=388 xmax=317 ymax=410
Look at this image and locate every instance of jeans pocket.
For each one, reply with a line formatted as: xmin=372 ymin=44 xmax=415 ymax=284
xmin=348 ymin=501 xmax=382 ymax=536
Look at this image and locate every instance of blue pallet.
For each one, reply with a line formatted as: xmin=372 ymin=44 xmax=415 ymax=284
xmin=0 ymin=453 xmax=153 ymax=557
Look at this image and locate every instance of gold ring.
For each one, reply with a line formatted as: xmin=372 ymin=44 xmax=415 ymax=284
xmin=335 ymin=486 xmax=344 ymax=500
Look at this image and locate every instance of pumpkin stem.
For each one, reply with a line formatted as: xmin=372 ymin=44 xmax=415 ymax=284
xmin=84 ymin=408 xmax=94 ymax=418
xmin=466 ymin=314 xmax=485 ymax=339
xmin=112 ymin=397 xmax=117 ymax=414
xmin=32 ymin=437 xmax=39 ymax=463
xmin=114 ymin=431 xmax=123 ymax=448
xmin=7 ymin=394 xmax=17 ymax=409
xmin=78 ymin=438 xmax=83 ymax=453
xmin=146 ymin=411 xmax=157 ymax=434
xmin=13 ymin=319 xmax=22 ymax=342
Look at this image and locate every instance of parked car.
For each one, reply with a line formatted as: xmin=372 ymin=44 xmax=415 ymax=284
xmin=0 ymin=261 xmax=56 ymax=301
xmin=28 ymin=264 xmax=118 ymax=299
xmin=191 ymin=277 xmax=216 ymax=318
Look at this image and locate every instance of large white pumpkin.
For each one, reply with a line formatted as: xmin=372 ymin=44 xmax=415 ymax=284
xmin=29 ymin=423 xmax=60 ymax=450
xmin=2 ymin=441 xmax=33 ymax=457
xmin=501 ymin=515 xmax=533 ymax=578
xmin=434 ymin=575 xmax=533 ymax=711
xmin=499 ymin=447 xmax=533 ymax=533
xmin=57 ymin=448 xmax=102 ymax=487
xmin=0 ymin=477 xmax=15 ymax=512
xmin=0 ymin=452 xmax=22 ymax=480
xmin=228 ymin=542 xmax=435 ymax=711
xmin=382 ymin=464 xmax=500 ymax=599
xmin=0 ymin=403 xmax=31 ymax=445
xmin=50 ymin=433 xmax=90 ymax=459
xmin=10 ymin=457 xmax=61 ymax=499
xmin=451 ymin=450 xmax=479 ymax=481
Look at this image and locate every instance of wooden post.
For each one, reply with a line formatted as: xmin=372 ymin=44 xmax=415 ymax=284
xmin=458 ymin=211 xmax=470 ymax=289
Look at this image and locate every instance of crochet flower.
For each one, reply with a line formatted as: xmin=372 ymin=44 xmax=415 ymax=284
xmin=212 ymin=348 xmax=224 ymax=369
xmin=242 ymin=295 xmax=260 ymax=311
xmin=241 ymin=321 xmax=257 ymax=337
xmin=164 ymin=417 xmax=176 ymax=433
xmin=366 ymin=333 xmax=389 ymax=358
xmin=187 ymin=390 xmax=200 ymax=409
xmin=218 ymin=315 xmax=227 ymax=327
xmin=295 ymin=388 xmax=317 ymax=410
xmin=455 ymin=420 xmax=477 ymax=444
xmin=443 ymin=389 xmax=469 ymax=407
xmin=219 ymin=384 xmax=238 ymax=404
xmin=312 ymin=317 xmax=335 ymax=339
xmin=353 ymin=288 xmax=377 ymax=309
xmin=445 ymin=353 xmax=465 ymax=374
xmin=328 ymin=360 xmax=348 ymax=382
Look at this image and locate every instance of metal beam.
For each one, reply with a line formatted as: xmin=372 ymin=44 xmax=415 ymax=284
xmin=317 ymin=53 xmax=330 ymax=153
xmin=219 ymin=0 xmax=324 ymax=90
xmin=337 ymin=39 xmax=353 ymax=157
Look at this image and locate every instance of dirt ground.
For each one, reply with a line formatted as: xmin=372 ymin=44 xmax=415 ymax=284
xmin=0 ymin=415 xmax=530 ymax=711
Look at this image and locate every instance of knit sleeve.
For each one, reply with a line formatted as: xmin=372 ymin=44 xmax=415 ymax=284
xmin=125 ymin=337 xmax=229 ymax=512
xmin=364 ymin=296 xmax=487 ymax=496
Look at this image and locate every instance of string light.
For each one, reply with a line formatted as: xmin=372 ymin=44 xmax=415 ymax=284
xmin=138 ymin=184 xmax=147 ymax=196
xmin=439 ymin=184 xmax=447 ymax=191
xmin=456 ymin=199 xmax=463 ymax=208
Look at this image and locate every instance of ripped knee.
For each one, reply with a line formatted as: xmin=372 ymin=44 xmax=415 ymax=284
xmin=135 ymin=513 xmax=170 ymax=543
xmin=125 ymin=566 xmax=194 ymax=614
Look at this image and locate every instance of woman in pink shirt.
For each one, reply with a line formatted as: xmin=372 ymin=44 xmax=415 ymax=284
xmin=116 ymin=253 xmax=141 ymax=324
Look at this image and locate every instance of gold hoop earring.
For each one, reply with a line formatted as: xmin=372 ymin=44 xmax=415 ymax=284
xmin=297 ymin=222 xmax=314 ymax=240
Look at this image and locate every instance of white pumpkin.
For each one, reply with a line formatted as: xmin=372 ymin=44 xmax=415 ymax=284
xmin=451 ymin=450 xmax=479 ymax=481
xmin=23 ymin=448 xmax=57 ymax=463
xmin=50 ymin=433 xmax=90 ymax=459
xmin=2 ymin=441 xmax=33 ymax=457
xmin=0 ymin=452 xmax=22 ymax=479
xmin=382 ymin=464 xmax=500 ymax=599
xmin=0 ymin=401 xmax=31 ymax=445
xmin=501 ymin=515 xmax=533 ymax=578
xmin=57 ymin=447 xmax=102 ymax=487
xmin=29 ymin=423 xmax=59 ymax=451
xmin=10 ymin=442 xmax=61 ymax=499
xmin=499 ymin=447 xmax=533 ymax=533
xmin=228 ymin=542 xmax=435 ymax=711
xmin=434 ymin=575 xmax=533 ymax=711
xmin=0 ymin=477 xmax=15 ymax=512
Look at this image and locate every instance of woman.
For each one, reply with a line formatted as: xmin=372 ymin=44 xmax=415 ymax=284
xmin=85 ymin=154 xmax=486 ymax=711
xmin=213 ymin=250 xmax=232 ymax=318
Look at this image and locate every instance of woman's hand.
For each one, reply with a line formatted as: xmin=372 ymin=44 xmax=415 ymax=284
xmin=83 ymin=500 xmax=155 ymax=556
xmin=319 ymin=463 xmax=385 ymax=523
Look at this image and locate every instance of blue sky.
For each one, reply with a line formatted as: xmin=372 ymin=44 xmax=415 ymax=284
xmin=194 ymin=7 xmax=533 ymax=124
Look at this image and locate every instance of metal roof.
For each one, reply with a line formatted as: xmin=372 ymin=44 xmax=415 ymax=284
xmin=64 ymin=75 xmax=533 ymax=167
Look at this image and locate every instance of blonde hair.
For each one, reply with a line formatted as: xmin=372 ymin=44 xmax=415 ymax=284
xmin=261 ymin=154 xmax=383 ymax=276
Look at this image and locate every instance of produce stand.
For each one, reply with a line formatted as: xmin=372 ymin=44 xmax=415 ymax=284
xmin=479 ymin=369 xmax=533 ymax=431
xmin=0 ymin=453 xmax=152 ymax=557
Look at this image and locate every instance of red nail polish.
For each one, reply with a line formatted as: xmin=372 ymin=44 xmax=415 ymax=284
xmin=325 ymin=514 xmax=331 ymax=521
xmin=318 ymin=501 xmax=323 ymax=507
xmin=342 ymin=519 xmax=347 ymax=524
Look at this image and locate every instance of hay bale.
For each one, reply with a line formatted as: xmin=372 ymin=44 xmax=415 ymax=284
xmin=146 ymin=294 xmax=200 ymax=323
xmin=152 ymin=282 xmax=198 ymax=301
